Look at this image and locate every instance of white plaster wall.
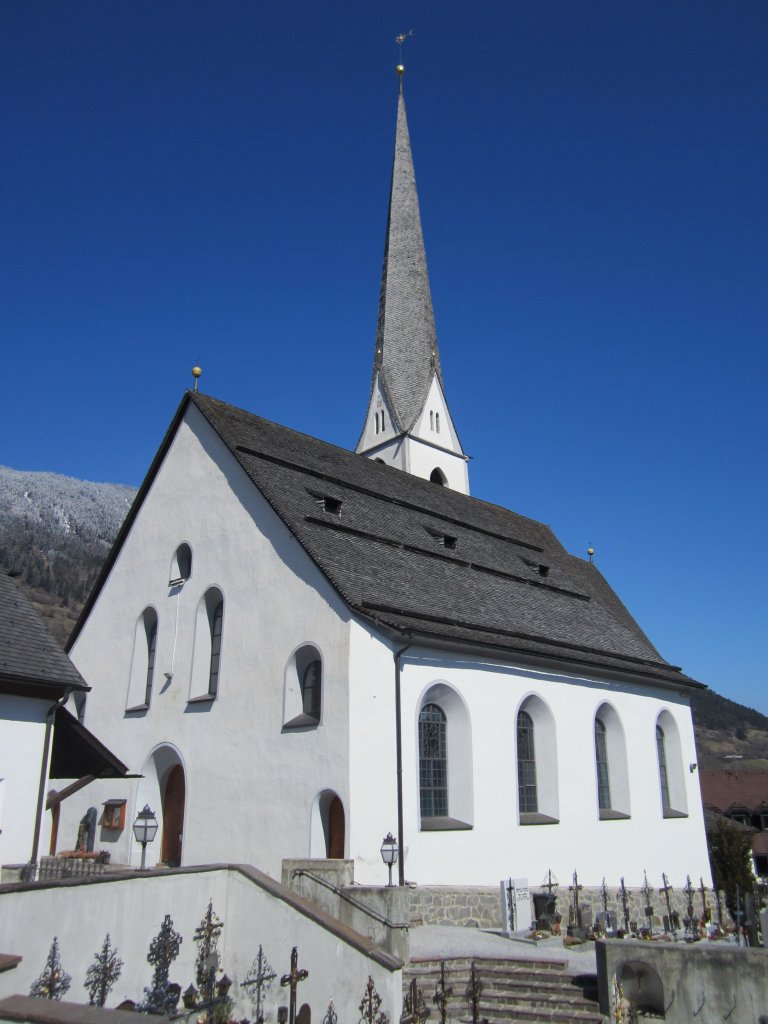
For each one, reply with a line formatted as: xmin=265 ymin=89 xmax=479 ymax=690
xmin=0 ymin=868 xmax=402 ymax=1020
xmin=61 ymin=404 xmax=352 ymax=876
xmin=370 ymin=649 xmax=710 ymax=888
xmin=0 ymin=696 xmax=49 ymax=866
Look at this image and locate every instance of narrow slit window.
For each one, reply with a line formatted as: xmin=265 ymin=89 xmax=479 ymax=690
xmin=594 ymin=718 xmax=611 ymax=810
xmin=517 ymin=710 xmax=537 ymax=813
xmin=208 ymin=600 xmax=224 ymax=696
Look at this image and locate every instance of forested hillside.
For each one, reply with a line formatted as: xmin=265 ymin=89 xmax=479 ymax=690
xmin=1 ymin=464 xmax=765 ymax=764
xmin=0 ymin=466 xmax=136 ymax=645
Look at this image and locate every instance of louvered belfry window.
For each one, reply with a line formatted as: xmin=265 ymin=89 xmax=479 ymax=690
xmin=517 ymin=710 xmax=538 ymax=813
xmin=419 ymin=703 xmax=448 ymax=817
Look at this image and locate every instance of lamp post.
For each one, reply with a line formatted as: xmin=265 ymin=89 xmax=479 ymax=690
xmin=133 ymin=804 xmax=158 ymax=870
xmin=380 ymin=832 xmax=399 ymax=887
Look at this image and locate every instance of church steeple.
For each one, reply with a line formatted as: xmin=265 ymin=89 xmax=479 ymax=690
xmin=357 ymin=78 xmax=469 ymax=495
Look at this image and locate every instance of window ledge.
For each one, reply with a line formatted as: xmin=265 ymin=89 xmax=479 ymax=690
xmin=420 ymin=816 xmax=473 ymax=832
xmin=663 ymin=808 xmax=688 ymax=819
xmin=125 ymin=703 xmax=149 ymax=713
xmin=599 ymin=809 xmax=631 ymax=821
xmin=519 ymin=812 xmax=559 ymax=826
xmin=283 ymin=713 xmax=320 ymax=730
xmin=187 ymin=693 xmax=217 ymax=705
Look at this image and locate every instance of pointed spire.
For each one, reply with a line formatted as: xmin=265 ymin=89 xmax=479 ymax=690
xmin=371 ymin=92 xmax=443 ymax=433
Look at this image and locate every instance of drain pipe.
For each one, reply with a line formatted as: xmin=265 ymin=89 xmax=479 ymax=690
xmin=31 ymin=690 xmax=71 ymax=867
xmin=393 ymin=635 xmax=412 ymax=887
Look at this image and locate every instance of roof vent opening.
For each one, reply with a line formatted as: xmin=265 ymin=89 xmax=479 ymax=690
xmin=442 ymin=535 xmax=457 ymax=551
xmin=538 ymin=564 xmax=550 ymax=578
xmin=321 ymin=496 xmax=343 ymax=516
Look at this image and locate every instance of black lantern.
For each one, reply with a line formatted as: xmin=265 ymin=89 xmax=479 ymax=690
xmin=132 ymin=804 xmax=158 ymax=870
xmin=380 ymin=832 xmax=399 ymax=887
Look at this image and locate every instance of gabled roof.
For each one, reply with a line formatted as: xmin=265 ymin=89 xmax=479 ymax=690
xmin=366 ymin=93 xmax=443 ymax=435
xmin=72 ymin=390 xmax=700 ymax=692
xmin=699 ymin=768 xmax=768 ymax=814
xmin=0 ymin=570 xmax=88 ymax=697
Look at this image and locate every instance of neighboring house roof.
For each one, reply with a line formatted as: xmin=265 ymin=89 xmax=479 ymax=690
xmin=70 ymin=391 xmax=702 ymax=692
xmin=0 ymin=570 xmax=88 ymax=698
xmin=699 ymin=768 xmax=768 ymax=815
xmin=702 ymin=806 xmax=756 ymax=835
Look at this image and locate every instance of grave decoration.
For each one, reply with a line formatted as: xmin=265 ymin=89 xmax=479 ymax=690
xmin=84 ymin=933 xmax=123 ymax=1007
xmin=29 ymin=937 xmax=71 ymax=1001
xmin=138 ymin=913 xmax=183 ymax=1015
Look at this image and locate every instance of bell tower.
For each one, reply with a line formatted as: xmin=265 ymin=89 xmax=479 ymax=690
xmin=356 ymin=71 xmax=469 ymax=494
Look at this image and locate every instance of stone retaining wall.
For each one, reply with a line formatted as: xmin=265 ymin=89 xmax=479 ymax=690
xmin=409 ymin=887 xmax=501 ymax=929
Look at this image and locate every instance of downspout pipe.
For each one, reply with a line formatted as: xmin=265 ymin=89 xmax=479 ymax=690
xmin=31 ymin=689 xmax=70 ymax=867
xmin=393 ymin=635 xmax=412 ymax=887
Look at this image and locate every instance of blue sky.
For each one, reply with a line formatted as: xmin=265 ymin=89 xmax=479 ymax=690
xmin=2 ymin=2 xmax=766 ymax=714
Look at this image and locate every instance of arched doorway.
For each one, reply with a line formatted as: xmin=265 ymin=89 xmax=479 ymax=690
xmin=310 ymin=790 xmax=345 ymax=859
xmin=161 ymin=764 xmax=185 ymax=867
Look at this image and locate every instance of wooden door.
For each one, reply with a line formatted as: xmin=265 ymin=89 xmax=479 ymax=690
xmin=327 ymin=796 xmax=345 ymax=859
xmin=161 ymin=764 xmax=185 ymax=866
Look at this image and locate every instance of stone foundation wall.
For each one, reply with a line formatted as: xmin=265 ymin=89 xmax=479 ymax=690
xmin=407 ymin=883 xmax=741 ymax=933
xmin=409 ymin=887 xmax=501 ymax=929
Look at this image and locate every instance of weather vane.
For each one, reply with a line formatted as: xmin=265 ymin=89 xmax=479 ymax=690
xmin=395 ymin=29 xmax=413 ymax=86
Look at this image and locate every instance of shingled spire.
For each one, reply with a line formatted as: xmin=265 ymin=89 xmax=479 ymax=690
xmin=357 ymin=82 xmax=469 ymax=494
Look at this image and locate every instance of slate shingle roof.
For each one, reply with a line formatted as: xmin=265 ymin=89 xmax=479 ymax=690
xmin=365 ymin=93 xmax=443 ymax=435
xmin=0 ymin=571 xmax=88 ymax=694
xmin=699 ymin=768 xmax=768 ymax=815
xmin=190 ymin=392 xmax=700 ymax=690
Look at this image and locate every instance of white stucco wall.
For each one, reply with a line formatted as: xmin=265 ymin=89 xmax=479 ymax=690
xmin=60 ymin=404 xmax=352 ymax=876
xmin=347 ymin=638 xmax=711 ymax=889
xmin=0 ymin=696 xmax=50 ymax=866
xmin=0 ymin=868 xmax=402 ymax=1020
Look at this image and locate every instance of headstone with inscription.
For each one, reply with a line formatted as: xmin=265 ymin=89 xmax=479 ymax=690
xmin=500 ymin=878 xmax=532 ymax=934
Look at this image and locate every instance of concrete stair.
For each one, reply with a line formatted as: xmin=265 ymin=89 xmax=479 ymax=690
xmin=404 ymin=957 xmax=606 ymax=1024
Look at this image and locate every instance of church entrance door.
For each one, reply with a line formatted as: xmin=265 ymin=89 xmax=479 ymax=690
xmin=161 ymin=764 xmax=185 ymax=866
xmin=327 ymin=795 xmax=345 ymax=859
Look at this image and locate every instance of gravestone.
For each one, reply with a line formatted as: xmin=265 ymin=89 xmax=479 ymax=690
xmin=596 ymin=910 xmax=618 ymax=935
xmin=500 ymin=878 xmax=532 ymax=934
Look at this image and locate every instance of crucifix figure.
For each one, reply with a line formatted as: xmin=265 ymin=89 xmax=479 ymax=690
xmin=281 ymin=947 xmax=308 ymax=1024
xmin=569 ymin=871 xmax=583 ymax=929
xmin=658 ymin=873 xmax=676 ymax=938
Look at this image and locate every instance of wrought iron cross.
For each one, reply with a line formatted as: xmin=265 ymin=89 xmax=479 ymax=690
xmin=359 ymin=975 xmax=388 ymax=1024
xmin=683 ymin=874 xmax=696 ymax=937
xmin=600 ymin=877 xmax=609 ymax=915
xmin=541 ymin=869 xmax=558 ymax=898
xmin=619 ymin=877 xmax=631 ymax=933
xmin=642 ymin=870 xmax=655 ymax=929
xmin=569 ymin=871 xmax=583 ymax=928
xmin=658 ymin=873 xmax=676 ymax=937
xmin=281 ymin=946 xmax=308 ymax=1024
xmin=433 ymin=959 xmax=452 ymax=1024
xmin=243 ymin=945 xmax=277 ymax=1024
xmin=698 ymin=876 xmax=711 ymax=924
xmin=400 ymin=978 xmax=429 ymax=1024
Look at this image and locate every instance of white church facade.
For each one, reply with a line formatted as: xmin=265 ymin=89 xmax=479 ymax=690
xmin=57 ymin=86 xmax=711 ymax=890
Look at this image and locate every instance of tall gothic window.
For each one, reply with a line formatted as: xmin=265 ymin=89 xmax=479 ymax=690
xmin=208 ymin=598 xmax=224 ymax=696
xmin=144 ymin=613 xmax=158 ymax=706
xmin=594 ymin=717 xmax=611 ymax=810
xmin=517 ymin=710 xmax=538 ymax=813
xmin=419 ymin=703 xmax=447 ymax=817
xmin=656 ymin=725 xmax=670 ymax=813
xmin=302 ymin=659 xmax=322 ymax=720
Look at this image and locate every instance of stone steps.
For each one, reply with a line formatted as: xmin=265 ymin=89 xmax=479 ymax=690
xmin=404 ymin=957 xmax=605 ymax=1024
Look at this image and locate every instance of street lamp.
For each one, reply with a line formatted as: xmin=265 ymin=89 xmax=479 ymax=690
xmin=380 ymin=832 xmax=399 ymax=887
xmin=133 ymin=804 xmax=158 ymax=870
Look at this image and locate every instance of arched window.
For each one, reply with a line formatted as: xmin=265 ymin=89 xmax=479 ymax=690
xmin=435 ymin=412 xmax=441 ymax=433
xmin=126 ymin=607 xmax=159 ymax=710
xmin=419 ymin=703 xmax=447 ymax=818
xmin=593 ymin=702 xmax=631 ymax=818
xmin=429 ymin=411 xmax=434 ymax=430
xmin=430 ymin=468 xmax=447 ymax=486
xmin=516 ymin=696 xmax=559 ymax=824
xmin=169 ymin=544 xmax=192 ymax=586
xmin=655 ymin=710 xmax=688 ymax=817
xmin=517 ymin=710 xmax=537 ymax=813
xmin=189 ymin=588 xmax=224 ymax=701
xmin=656 ymin=725 xmax=670 ymax=812
xmin=381 ymin=409 xmax=386 ymax=431
xmin=283 ymin=644 xmax=322 ymax=728
xmin=594 ymin=718 xmax=611 ymax=810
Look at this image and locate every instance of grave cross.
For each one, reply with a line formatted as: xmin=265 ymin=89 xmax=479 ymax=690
xmin=683 ymin=875 xmax=697 ymax=938
xmin=401 ymin=978 xmax=429 ymax=1024
xmin=698 ymin=877 xmax=711 ymax=925
xmin=281 ymin=947 xmax=309 ymax=1024
xmin=600 ymin=877 xmax=609 ymax=915
xmin=642 ymin=870 xmax=655 ymax=930
xmin=433 ymin=960 xmax=452 ymax=1024
xmin=569 ymin=871 xmax=583 ymax=929
xmin=243 ymin=945 xmax=277 ymax=1024
xmin=619 ymin=877 xmax=631 ymax=934
xmin=658 ymin=873 xmax=677 ymax=938
xmin=541 ymin=869 xmax=558 ymax=898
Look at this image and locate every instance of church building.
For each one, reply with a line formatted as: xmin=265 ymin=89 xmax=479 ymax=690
xmin=57 ymin=79 xmax=711 ymax=890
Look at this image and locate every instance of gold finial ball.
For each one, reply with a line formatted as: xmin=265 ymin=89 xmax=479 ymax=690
xmin=192 ymin=366 xmax=202 ymax=379
xmin=587 ymin=547 xmax=595 ymax=558
xmin=396 ymin=64 xmax=405 ymax=76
